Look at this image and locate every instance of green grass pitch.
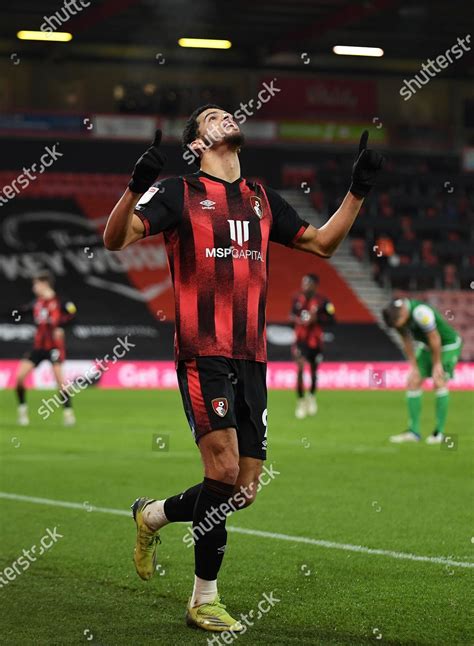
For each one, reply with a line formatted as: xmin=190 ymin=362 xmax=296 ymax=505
xmin=0 ymin=388 xmax=473 ymax=645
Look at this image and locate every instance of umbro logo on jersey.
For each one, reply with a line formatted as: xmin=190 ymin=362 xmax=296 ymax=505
xmin=200 ymin=199 xmax=216 ymax=210
xmin=250 ymin=195 xmax=263 ymax=219
xmin=211 ymin=398 xmax=228 ymax=418
xmin=228 ymin=219 xmax=249 ymax=246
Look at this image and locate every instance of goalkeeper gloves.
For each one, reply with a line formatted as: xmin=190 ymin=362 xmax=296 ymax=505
xmin=128 ymin=129 xmax=166 ymax=194
xmin=349 ymin=130 xmax=384 ymax=198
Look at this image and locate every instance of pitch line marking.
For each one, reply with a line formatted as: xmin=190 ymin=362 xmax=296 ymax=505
xmin=0 ymin=492 xmax=473 ymax=570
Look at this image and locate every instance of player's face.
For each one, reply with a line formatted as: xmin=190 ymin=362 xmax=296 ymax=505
xmin=195 ymin=108 xmax=243 ymax=150
xmin=394 ymin=305 xmax=409 ymax=328
xmin=32 ymin=279 xmax=48 ymax=297
xmin=301 ymin=276 xmax=315 ymax=293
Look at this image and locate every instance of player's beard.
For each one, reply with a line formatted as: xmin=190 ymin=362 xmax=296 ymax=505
xmin=223 ymin=131 xmax=245 ymax=151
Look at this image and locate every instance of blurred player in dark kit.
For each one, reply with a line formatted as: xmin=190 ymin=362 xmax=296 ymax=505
xmin=291 ymin=273 xmax=335 ymax=418
xmin=14 ymin=272 xmax=77 ymax=426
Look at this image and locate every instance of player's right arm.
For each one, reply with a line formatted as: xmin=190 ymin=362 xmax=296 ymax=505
xmin=289 ymin=295 xmax=300 ymax=326
xmin=399 ymin=327 xmax=418 ymax=370
xmin=103 ymin=190 xmax=145 ymax=250
xmin=104 ymin=129 xmax=166 ymax=250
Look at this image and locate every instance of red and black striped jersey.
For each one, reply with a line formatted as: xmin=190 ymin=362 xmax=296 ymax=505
xmin=32 ymin=296 xmax=75 ymax=351
xmin=135 ymin=171 xmax=308 ymax=363
xmin=291 ymin=292 xmax=335 ymax=348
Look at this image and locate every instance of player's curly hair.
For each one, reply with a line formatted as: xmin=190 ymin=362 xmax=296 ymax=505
xmin=181 ymin=103 xmax=222 ymax=150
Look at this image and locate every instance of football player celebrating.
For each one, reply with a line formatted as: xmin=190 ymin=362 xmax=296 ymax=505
xmin=104 ymin=106 xmax=384 ymax=633
xmin=382 ymin=298 xmax=463 ymax=444
xmin=14 ymin=272 xmax=77 ymax=426
xmin=290 ymin=273 xmax=335 ymax=418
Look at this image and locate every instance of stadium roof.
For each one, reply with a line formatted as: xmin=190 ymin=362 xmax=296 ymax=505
xmin=1 ymin=0 xmax=473 ymax=77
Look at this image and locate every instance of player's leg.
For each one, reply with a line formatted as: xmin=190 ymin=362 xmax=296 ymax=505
xmin=390 ymin=353 xmax=426 ymax=442
xmin=232 ymin=456 xmax=263 ymax=508
xmin=140 ymin=444 xmax=262 ymax=529
xmin=132 ymin=357 xmax=243 ymax=630
xmin=426 ymin=346 xmax=460 ymax=444
xmin=187 ymin=427 xmax=239 ymax=610
xmin=306 ymin=349 xmax=320 ymax=416
xmin=15 ymin=357 xmax=35 ymax=425
xmin=51 ymin=359 xmax=75 ymax=426
xmin=293 ymin=344 xmax=307 ymax=419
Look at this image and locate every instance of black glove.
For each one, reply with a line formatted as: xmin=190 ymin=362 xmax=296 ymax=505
xmin=349 ymin=130 xmax=384 ymax=198
xmin=128 ymin=129 xmax=166 ymax=194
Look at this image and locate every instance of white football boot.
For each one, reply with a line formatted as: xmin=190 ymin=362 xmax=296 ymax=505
xmin=17 ymin=404 xmax=29 ymax=426
xmin=63 ymin=408 xmax=76 ymax=427
xmin=426 ymin=432 xmax=443 ymax=445
xmin=389 ymin=430 xmax=420 ymax=443
xmin=306 ymin=393 xmax=318 ymax=416
xmin=295 ymin=398 xmax=307 ymax=419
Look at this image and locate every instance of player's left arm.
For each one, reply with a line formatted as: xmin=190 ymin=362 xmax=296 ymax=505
xmin=294 ymin=193 xmax=363 ymax=258
xmin=294 ymin=131 xmax=384 ymax=258
xmin=59 ymin=301 xmax=77 ymax=327
xmin=426 ymin=328 xmax=443 ymax=380
xmin=317 ymin=300 xmax=336 ymax=326
xmin=413 ymin=304 xmax=444 ymax=381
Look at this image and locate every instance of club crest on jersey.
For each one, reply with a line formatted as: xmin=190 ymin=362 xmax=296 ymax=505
xmin=211 ymin=398 xmax=228 ymax=418
xmin=250 ymin=196 xmax=263 ymax=219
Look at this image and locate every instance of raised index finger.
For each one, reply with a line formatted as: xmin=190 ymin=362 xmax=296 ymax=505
xmin=358 ymin=130 xmax=369 ymax=154
xmin=151 ymin=129 xmax=162 ymax=147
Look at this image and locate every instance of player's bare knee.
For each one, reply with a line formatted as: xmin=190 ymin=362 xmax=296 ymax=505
xmin=210 ymin=460 xmax=239 ymax=484
xmin=203 ymin=449 xmax=240 ymax=483
xmin=433 ymin=377 xmax=446 ymax=390
xmin=239 ymin=482 xmax=258 ymax=507
xmin=407 ymin=375 xmax=422 ymax=390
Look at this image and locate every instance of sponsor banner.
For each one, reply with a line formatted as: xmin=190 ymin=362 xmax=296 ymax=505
xmin=259 ymin=77 xmax=377 ymax=118
xmin=162 ymin=117 xmax=276 ymax=142
xmin=239 ymin=120 xmax=277 ymax=141
xmin=0 ymin=112 xmax=86 ymax=135
xmin=279 ymin=121 xmax=387 ymax=144
xmin=91 ymin=115 xmax=158 ymax=140
xmin=0 ymin=361 xmax=473 ymax=390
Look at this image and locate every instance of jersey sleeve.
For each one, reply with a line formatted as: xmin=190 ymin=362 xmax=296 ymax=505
xmin=265 ymin=187 xmax=309 ymax=247
xmin=317 ymin=299 xmax=336 ymax=324
xmin=134 ymin=177 xmax=184 ymax=237
xmin=412 ymin=304 xmax=436 ymax=332
xmin=49 ymin=300 xmax=63 ymax=327
xmin=290 ymin=295 xmax=301 ymax=318
xmin=59 ymin=300 xmax=77 ymax=326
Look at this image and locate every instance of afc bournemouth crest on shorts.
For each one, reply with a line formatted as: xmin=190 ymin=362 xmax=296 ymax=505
xmin=211 ymin=398 xmax=228 ymax=418
xmin=250 ymin=195 xmax=263 ymax=219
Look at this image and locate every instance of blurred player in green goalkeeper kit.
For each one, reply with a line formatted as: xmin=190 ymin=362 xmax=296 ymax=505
xmin=382 ymin=298 xmax=462 ymax=444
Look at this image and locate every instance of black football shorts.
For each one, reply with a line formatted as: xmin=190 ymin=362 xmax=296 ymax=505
xmin=24 ymin=348 xmax=63 ymax=366
xmin=177 ymin=356 xmax=268 ymax=460
xmin=293 ymin=342 xmax=323 ymax=364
